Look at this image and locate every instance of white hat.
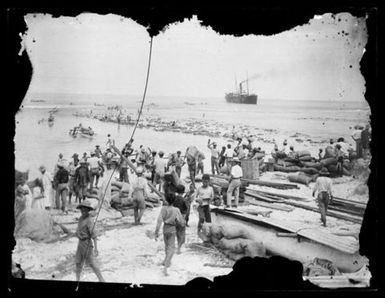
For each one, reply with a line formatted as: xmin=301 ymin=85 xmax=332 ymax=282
xmin=136 ymin=167 xmax=144 ymax=174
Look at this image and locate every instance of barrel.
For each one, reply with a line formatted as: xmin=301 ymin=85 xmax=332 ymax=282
xmin=240 ymin=159 xmax=259 ymax=180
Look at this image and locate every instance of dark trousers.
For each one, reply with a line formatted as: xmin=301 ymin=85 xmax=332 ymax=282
xmin=119 ymin=167 xmax=129 ymax=182
xmin=90 ymin=168 xmax=100 ymax=189
xmin=197 ymin=205 xmax=211 ymax=232
xmin=55 ymin=183 xmax=68 ymax=211
xmin=317 ymin=191 xmax=331 ymax=226
xmin=163 ymin=231 xmax=176 ymax=268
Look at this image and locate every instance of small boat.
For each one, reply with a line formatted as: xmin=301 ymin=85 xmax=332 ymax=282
xmin=48 ymin=115 xmax=54 ymax=122
xmin=69 ymin=126 xmax=95 ymax=138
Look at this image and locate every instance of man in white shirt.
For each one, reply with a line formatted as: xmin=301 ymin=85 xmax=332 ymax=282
xmin=226 ymin=158 xmax=243 ymax=208
xmin=195 ymin=174 xmax=214 ymax=234
xmin=224 ymin=144 xmax=234 ymax=169
xmin=207 ymin=139 xmax=220 ymax=175
xmin=154 ymin=151 xmax=168 ymax=191
xmin=312 ymin=171 xmax=333 ymax=227
xmin=87 ymin=152 xmax=103 ymax=190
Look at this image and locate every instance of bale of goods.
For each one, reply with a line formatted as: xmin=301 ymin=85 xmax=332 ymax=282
xmin=299 ymin=167 xmax=319 ymax=175
xmin=14 ymin=209 xmax=60 ymax=242
xmin=342 ymin=168 xmax=351 ymax=176
xmin=240 ymin=158 xmax=259 ymax=180
xmin=327 ymin=164 xmax=337 ymax=173
xmin=220 ymin=224 xmax=252 ymax=240
xmin=324 ymin=147 xmax=336 ymax=158
xmin=218 ymin=238 xmax=248 ymax=253
xmin=121 ymin=182 xmax=131 ymax=193
xmin=244 ymin=240 xmax=266 ymax=258
xmin=146 ymin=192 xmax=161 ymax=203
xmin=320 ymin=157 xmax=337 ymax=167
xmin=220 ymin=165 xmax=230 ymax=175
xmin=277 ymin=159 xmax=297 ymax=167
xmin=288 ymin=172 xmax=313 ymax=186
xmin=282 ymin=157 xmax=298 ymax=164
xmin=301 ymin=162 xmax=323 ymax=170
xmin=253 ymin=152 xmax=265 ymax=160
xmin=275 ymin=151 xmax=287 ymax=159
xmin=218 ymin=238 xmax=266 ymax=259
xmin=298 ymin=155 xmax=313 ymax=162
xmin=111 ymin=185 xmax=121 ymax=192
xmin=111 ymin=181 xmax=123 ymax=188
xmin=273 ymin=164 xmax=301 ymax=173
xmin=186 ymin=146 xmax=200 ymax=159
xmin=297 ymin=150 xmax=311 ymax=158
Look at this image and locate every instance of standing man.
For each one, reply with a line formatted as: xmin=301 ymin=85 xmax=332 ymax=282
xmin=173 ymin=184 xmax=189 ymax=254
xmin=74 ymin=159 xmax=90 ymax=203
xmin=94 ymin=145 xmax=103 ymax=158
xmin=53 ymin=161 xmax=70 ymax=214
xmin=119 ymin=151 xmax=130 ymax=183
xmin=196 ymin=152 xmax=205 ymax=175
xmin=75 ymin=200 xmax=105 ymax=282
xmin=312 ymin=170 xmax=333 ymax=227
xmin=154 ymin=192 xmax=185 ymax=276
xmin=226 ymin=158 xmax=243 ymax=208
xmin=195 ymin=174 xmax=214 ymax=235
xmin=39 ymin=165 xmax=54 ymax=210
xmin=207 ymin=139 xmax=220 ymax=175
xmin=87 ymin=152 xmax=103 ymax=190
xmin=106 ymin=134 xmax=114 ymax=150
xmin=361 ymin=124 xmax=371 ymax=159
xmin=186 ymin=154 xmax=197 ymax=188
xmin=154 ymin=151 xmax=168 ymax=191
xmin=67 ymin=158 xmax=79 ymax=209
xmin=174 ymin=151 xmax=185 ymax=178
xmin=131 ymin=167 xmax=150 ymax=224
xmin=224 ymin=144 xmax=234 ymax=170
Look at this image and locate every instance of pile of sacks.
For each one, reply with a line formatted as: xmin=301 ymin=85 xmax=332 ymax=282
xmin=110 ymin=181 xmax=161 ymax=210
xmin=199 ymin=223 xmax=266 ymax=261
xmin=273 ymin=150 xmax=353 ymax=177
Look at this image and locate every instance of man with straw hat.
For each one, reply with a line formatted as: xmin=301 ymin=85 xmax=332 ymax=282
xmin=226 ymin=157 xmax=243 ymax=208
xmin=75 ymin=200 xmax=105 ymax=282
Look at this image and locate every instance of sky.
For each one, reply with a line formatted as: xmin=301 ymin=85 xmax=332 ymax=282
xmin=22 ymin=12 xmax=368 ymax=101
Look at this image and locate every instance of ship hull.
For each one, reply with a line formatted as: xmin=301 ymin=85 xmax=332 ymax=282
xmin=225 ymin=93 xmax=257 ymax=104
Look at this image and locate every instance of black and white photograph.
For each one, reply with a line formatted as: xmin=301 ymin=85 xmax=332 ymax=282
xmin=9 ymin=6 xmax=379 ymax=293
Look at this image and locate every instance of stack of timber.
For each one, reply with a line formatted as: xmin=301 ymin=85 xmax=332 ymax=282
xmin=244 ymin=188 xmax=364 ymax=224
xmin=209 ymin=174 xmax=299 ymax=190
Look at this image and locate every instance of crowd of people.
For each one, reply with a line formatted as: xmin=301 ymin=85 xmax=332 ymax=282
xmin=15 ymin=124 xmax=371 ymax=280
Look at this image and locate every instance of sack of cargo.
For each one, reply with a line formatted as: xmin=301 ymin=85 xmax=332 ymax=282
xmin=14 ymin=209 xmax=60 ymax=242
xmin=298 ymin=155 xmax=313 ymax=162
xmin=277 ymin=159 xmax=296 ymax=167
xmin=244 ymin=240 xmax=266 ymax=258
xmin=297 ymin=150 xmax=311 ymax=158
xmin=327 ymin=164 xmax=338 ymax=173
xmin=221 ymin=224 xmax=251 ymax=239
xmin=273 ymin=164 xmax=301 ymax=173
xmin=299 ymin=167 xmax=319 ymax=175
xmin=302 ymin=162 xmax=323 ymax=170
xmin=342 ymin=168 xmax=351 ymax=176
xmin=320 ymin=157 xmax=337 ymax=167
xmin=186 ymin=146 xmax=200 ymax=159
xmin=111 ymin=185 xmax=121 ymax=192
xmin=210 ymin=224 xmax=224 ymax=240
xmin=111 ymin=181 xmax=123 ymax=188
xmin=253 ymin=152 xmax=265 ymax=160
xmin=218 ymin=238 xmax=248 ymax=253
xmin=146 ymin=192 xmax=161 ymax=203
xmin=283 ymin=157 xmax=298 ymax=163
xmin=275 ymin=151 xmax=287 ymax=159
xmin=288 ymin=173 xmax=313 ymax=186
xmin=121 ymin=182 xmax=131 ymax=193
xmin=324 ymin=147 xmax=336 ymax=158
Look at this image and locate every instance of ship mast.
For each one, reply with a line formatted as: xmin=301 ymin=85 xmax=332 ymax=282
xmin=246 ymin=72 xmax=249 ymax=95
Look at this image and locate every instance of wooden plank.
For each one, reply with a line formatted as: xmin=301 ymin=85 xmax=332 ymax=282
xmin=209 ymin=174 xmax=299 ymax=189
xmin=244 ymin=196 xmax=294 ymax=212
xmin=244 ymin=191 xmax=282 ymax=203
xmin=252 ymin=189 xmax=312 ymax=202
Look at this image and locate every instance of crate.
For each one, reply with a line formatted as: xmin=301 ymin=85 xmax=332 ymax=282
xmin=241 ymin=158 xmax=259 ymax=180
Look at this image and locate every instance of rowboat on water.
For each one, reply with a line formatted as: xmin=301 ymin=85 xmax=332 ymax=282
xmin=69 ymin=126 xmax=95 ymax=138
xmin=210 ymin=207 xmax=366 ymax=274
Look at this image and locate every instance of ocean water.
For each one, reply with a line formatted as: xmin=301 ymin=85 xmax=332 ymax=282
xmin=15 ymin=93 xmax=370 ymax=180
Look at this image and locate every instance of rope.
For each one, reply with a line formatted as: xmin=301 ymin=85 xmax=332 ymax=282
xmin=75 ymin=36 xmax=154 ymax=290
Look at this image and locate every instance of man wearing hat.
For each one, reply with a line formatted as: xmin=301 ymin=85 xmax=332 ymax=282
xmin=67 ymin=157 xmax=79 ymax=208
xmin=53 ymin=160 xmax=70 ymax=213
xmin=74 ymin=159 xmax=90 ymax=203
xmin=88 ymin=152 xmax=103 ymax=190
xmin=131 ymin=167 xmax=150 ymax=224
xmin=207 ymin=139 xmax=220 ymax=175
xmin=119 ymin=151 xmax=130 ymax=183
xmin=312 ymin=169 xmax=333 ymax=227
xmin=75 ymin=200 xmax=105 ymax=282
xmin=154 ymin=151 xmax=168 ymax=191
xmin=226 ymin=157 xmax=243 ymax=208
